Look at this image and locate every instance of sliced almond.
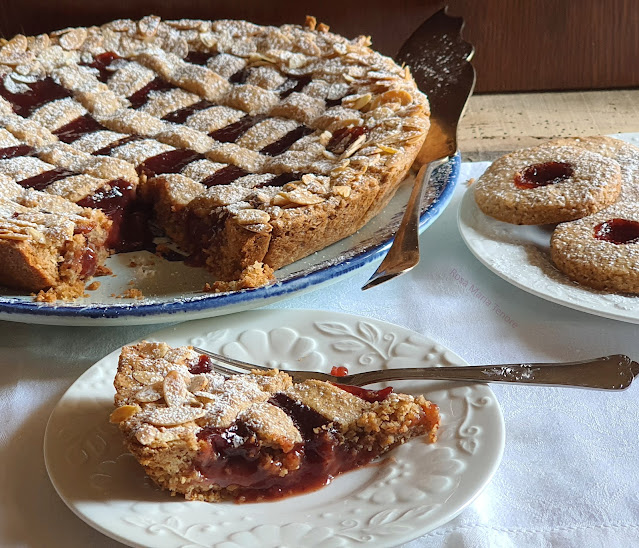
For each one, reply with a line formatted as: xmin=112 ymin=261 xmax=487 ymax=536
xmin=134 ymin=385 xmax=162 ymax=403
xmin=377 ymin=144 xmax=399 ymax=154
xmin=344 ymin=93 xmax=372 ymax=111
xmin=135 ymin=424 xmax=159 ymax=445
xmin=138 ymin=15 xmax=161 ymax=38
xmin=235 ymin=208 xmax=271 ymax=225
xmin=110 ymin=404 xmax=141 ymax=423
xmin=59 ymin=28 xmax=87 ymax=51
xmin=199 ymin=33 xmax=217 ymax=49
xmin=132 ymin=371 xmax=163 ymax=385
xmin=146 ymin=406 xmax=206 ymax=426
xmin=280 ymin=188 xmax=324 ymax=206
xmin=332 ymin=185 xmax=351 ymax=198
xmin=189 ymin=375 xmax=209 ymax=393
xmin=163 ymin=370 xmax=189 ymax=407
xmin=340 ymin=133 xmax=367 ymax=159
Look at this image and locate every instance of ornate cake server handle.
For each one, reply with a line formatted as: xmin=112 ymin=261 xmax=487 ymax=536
xmin=193 ymin=348 xmax=639 ymax=391
xmin=362 ymin=8 xmax=476 ymax=290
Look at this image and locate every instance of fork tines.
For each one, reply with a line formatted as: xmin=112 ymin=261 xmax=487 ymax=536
xmin=192 ymin=346 xmax=263 ymax=377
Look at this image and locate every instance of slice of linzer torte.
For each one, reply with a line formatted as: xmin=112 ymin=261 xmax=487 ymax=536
xmin=110 ymin=341 xmax=440 ymax=502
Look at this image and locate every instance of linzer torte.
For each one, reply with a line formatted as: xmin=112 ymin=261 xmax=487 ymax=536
xmin=0 ymin=16 xmax=430 ymax=299
xmin=110 ymin=342 xmax=440 ymax=502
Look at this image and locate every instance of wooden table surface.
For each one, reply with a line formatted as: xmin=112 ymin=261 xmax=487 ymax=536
xmin=458 ymin=89 xmax=639 ymax=161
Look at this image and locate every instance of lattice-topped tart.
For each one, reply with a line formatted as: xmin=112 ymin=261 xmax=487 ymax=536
xmin=110 ymin=341 xmax=440 ymax=502
xmin=0 ymin=16 xmax=430 ymax=300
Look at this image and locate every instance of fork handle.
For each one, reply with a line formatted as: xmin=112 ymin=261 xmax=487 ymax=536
xmin=347 ymin=355 xmax=637 ymax=390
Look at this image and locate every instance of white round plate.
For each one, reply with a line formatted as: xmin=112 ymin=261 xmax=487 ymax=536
xmin=44 ymin=309 xmax=504 ymax=548
xmin=458 ymin=183 xmax=639 ymax=323
xmin=0 ymin=156 xmax=459 ymax=326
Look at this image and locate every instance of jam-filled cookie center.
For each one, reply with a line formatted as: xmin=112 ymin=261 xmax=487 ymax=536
xmin=594 ymin=218 xmax=639 ymax=244
xmin=514 ymin=161 xmax=574 ymax=189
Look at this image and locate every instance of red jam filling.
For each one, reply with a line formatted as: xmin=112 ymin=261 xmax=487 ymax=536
xmin=0 ymin=145 xmax=35 ymax=159
xmin=327 ymin=126 xmax=367 ymax=155
xmin=77 ymin=179 xmax=154 ymax=252
xmin=210 ymin=114 xmax=266 ymax=143
xmin=17 ymin=168 xmax=77 ymax=191
xmin=189 ymin=355 xmax=214 ymax=374
xmin=330 ymin=365 xmax=349 ymax=377
xmin=92 ymin=135 xmax=142 ymax=156
xmin=514 ymin=161 xmax=574 ymax=189
xmin=79 ymin=244 xmax=98 ymax=277
xmin=137 ymin=149 xmax=205 ymax=178
xmin=260 ymin=125 xmax=314 ymax=156
xmin=85 ymin=51 xmax=121 ymax=82
xmin=0 ymin=76 xmax=72 ymax=117
xmin=128 ymin=77 xmax=176 ymax=109
xmin=193 ymin=382 xmax=400 ymax=502
xmin=255 ymin=172 xmax=302 ymax=189
xmin=53 ymin=114 xmax=106 ymax=144
xmin=594 ymin=218 xmax=639 ymax=244
xmin=278 ymin=75 xmax=312 ymax=99
xmin=200 ymin=165 xmax=248 ymax=187
xmin=184 ymin=51 xmax=215 ymax=66
xmin=162 ymin=99 xmax=214 ymax=124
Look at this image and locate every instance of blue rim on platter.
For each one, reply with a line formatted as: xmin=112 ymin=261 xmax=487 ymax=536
xmin=0 ymin=153 xmax=460 ymax=324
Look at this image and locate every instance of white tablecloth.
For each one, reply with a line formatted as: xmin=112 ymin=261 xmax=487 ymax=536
xmin=2 ymin=161 xmax=639 ymax=548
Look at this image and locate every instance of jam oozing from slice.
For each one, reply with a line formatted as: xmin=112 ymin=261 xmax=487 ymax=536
xmin=0 ymin=77 xmax=72 ymax=117
xmin=0 ymin=145 xmax=35 ymax=159
xmin=53 ymin=114 xmax=106 ymax=143
xmin=330 ymin=365 xmax=349 ymax=377
xmin=189 ymin=354 xmax=214 ymax=374
xmin=78 ymin=244 xmax=98 ymax=278
xmin=200 ymin=165 xmax=248 ymax=187
xmin=327 ymin=126 xmax=367 ymax=155
xmin=194 ymin=390 xmax=403 ymax=502
xmin=332 ymin=383 xmax=393 ymax=403
xmin=278 ymin=75 xmax=312 ymax=99
xmin=77 ymin=179 xmax=153 ymax=251
xmin=17 ymin=168 xmax=76 ymax=191
xmin=594 ymin=218 xmax=639 ymax=244
xmin=184 ymin=51 xmax=215 ymax=66
xmin=514 ymin=161 xmax=574 ymax=189
xmin=85 ymin=51 xmax=121 ymax=82
xmin=162 ymin=99 xmax=214 ymax=124
xmin=92 ymin=134 xmax=142 ymax=156
xmin=256 ymin=172 xmax=303 ymax=189
xmin=128 ymin=77 xmax=177 ymax=109
xmin=210 ymin=114 xmax=266 ymax=143
xmin=137 ymin=149 xmax=205 ymax=178
xmin=260 ymin=125 xmax=314 ymax=156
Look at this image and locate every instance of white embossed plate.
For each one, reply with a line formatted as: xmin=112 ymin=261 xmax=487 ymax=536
xmin=0 ymin=156 xmax=459 ymax=326
xmin=458 ymin=179 xmax=639 ymax=324
xmin=44 ymin=309 xmax=504 ymax=548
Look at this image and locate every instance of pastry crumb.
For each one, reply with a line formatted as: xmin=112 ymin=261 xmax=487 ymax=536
xmin=203 ymin=262 xmax=275 ymax=293
xmin=86 ymin=281 xmax=101 ymax=291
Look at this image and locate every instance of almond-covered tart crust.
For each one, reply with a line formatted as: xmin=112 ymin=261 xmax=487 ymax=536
xmin=0 ymin=15 xmax=430 ymax=299
xmin=110 ymin=342 xmax=440 ymax=502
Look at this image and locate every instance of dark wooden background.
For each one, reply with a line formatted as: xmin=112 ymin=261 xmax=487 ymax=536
xmin=1 ymin=0 xmax=638 ymax=93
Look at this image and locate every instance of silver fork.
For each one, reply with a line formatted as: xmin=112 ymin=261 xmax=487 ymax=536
xmin=192 ymin=347 xmax=639 ymax=391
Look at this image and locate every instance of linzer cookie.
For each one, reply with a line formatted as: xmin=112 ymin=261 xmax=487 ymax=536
xmin=551 ymin=202 xmax=639 ymax=293
xmin=545 ymin=136 xmax=639 ymax=202
xmin=474 ymin=145 xmax=622 ymax=225
xmin=110 ymin=341 xmax=440 ymax=502
xmin=0 ymin=16 xmax=430 ymax=299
